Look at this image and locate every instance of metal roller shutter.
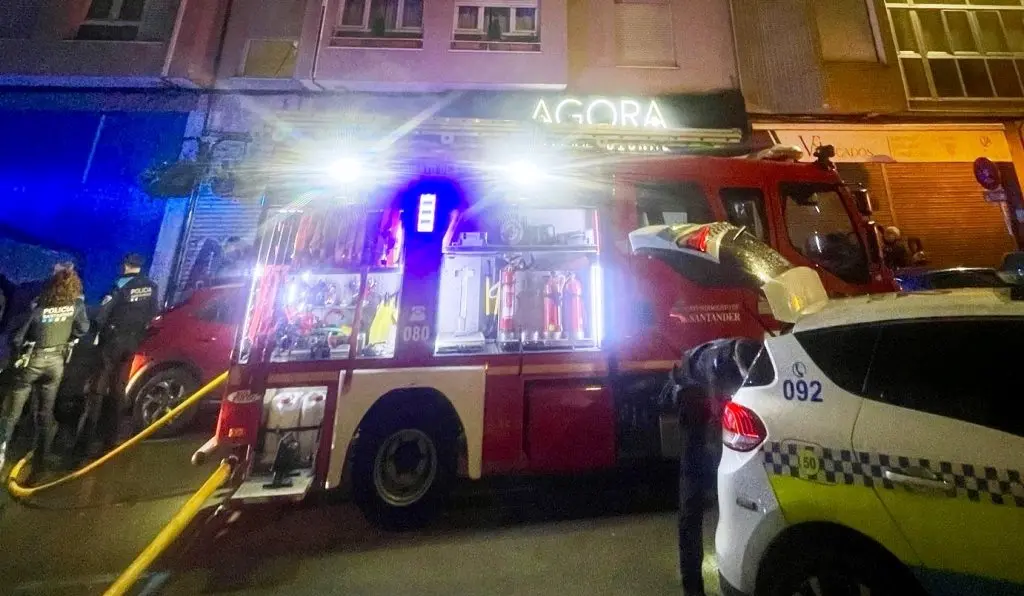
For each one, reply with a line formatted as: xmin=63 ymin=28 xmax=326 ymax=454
xmin=173 ymin=186 xmax=263 ymax=298
xmin=836 ymin=163 xmax=894 ymax=227
xmin=883 ymin=163 xmax=1015 ymax=269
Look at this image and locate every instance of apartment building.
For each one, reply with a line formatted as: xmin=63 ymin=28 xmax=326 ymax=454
xmin=157 ymin=0 xmax=748 ymax=298
xmin=732 ymin=0 xmax=1024 ymax=268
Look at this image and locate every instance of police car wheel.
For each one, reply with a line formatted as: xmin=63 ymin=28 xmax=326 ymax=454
xmin=131 ymin=368 xmax=199 ymax=438
xmin=759 ymin=539 xmax=922 ymax=596
xmin=351 ymin=410 xmax=457 ymax=531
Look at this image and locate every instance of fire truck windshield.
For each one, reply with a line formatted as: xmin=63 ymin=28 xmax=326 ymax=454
xmin=780 ymin=182 xmax=870 ymax=285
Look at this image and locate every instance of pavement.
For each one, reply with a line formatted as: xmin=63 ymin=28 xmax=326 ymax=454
xmin=0 ymin=427 xmax=720 ymax=596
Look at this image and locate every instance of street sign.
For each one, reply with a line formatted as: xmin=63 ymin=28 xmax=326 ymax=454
xmin=974 ymin=157 xmax=1003 ymax=190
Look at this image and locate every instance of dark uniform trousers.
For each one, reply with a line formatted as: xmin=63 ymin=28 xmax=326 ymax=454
xmin=0 ymin=350 xmax=65 ymax=467
xmin=678 ymin=389 xmax=713 ymax=596
xmin=78 ymin=337 xmax=137 ymax=453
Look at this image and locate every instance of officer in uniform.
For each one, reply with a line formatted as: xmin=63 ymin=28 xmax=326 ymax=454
xmin=0 ymin=268 xmax=88 ymax=475
xmin=664 ymin=337 xmax=761 ymax=596
xmin=77 ymin=254 xmax=158 ymax=457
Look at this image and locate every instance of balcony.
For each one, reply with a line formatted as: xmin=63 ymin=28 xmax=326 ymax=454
xmin=0 ymin=0 xmax=228 ymax=88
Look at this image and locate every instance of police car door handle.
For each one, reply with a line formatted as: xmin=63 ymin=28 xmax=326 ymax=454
xmin=883 ymin=469 xmax=952 ymax=493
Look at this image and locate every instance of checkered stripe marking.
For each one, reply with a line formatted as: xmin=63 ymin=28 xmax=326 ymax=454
xmin=762 ymin=441 xmax=1024 ymax=508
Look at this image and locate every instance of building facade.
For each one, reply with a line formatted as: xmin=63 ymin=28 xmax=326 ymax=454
xmin=156 ymin=0 xmax=749 ymax=300
xmin=732 ymin=0 xmax=1024 ymax=268
xmin=0 ymin=0 xmax=230 ymax=301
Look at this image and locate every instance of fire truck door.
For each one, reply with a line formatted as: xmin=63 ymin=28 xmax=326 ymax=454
xmin=769 ymin=181 xmax=875 ymax=296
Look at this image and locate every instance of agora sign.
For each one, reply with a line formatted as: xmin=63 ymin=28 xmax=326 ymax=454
xmin=531 ymin=97 xmax=669 ymax=130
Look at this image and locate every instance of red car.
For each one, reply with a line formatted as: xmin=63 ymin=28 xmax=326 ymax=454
xmin=124 ymin=284 xmax=245 ymax=436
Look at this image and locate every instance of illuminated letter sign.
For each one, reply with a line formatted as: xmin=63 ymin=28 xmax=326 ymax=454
xmin=531 ymin=97 xmax=669 ymax=129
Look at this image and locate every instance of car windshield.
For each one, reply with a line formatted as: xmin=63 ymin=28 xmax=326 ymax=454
xmin=781 ymin=183 xmax=870 ymax=285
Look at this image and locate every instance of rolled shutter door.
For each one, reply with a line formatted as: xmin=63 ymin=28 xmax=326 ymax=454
xmin=883 ymin=163 xmax=1015 ymax=268
xmin=174 ymin=187 xmax=263 ymax=299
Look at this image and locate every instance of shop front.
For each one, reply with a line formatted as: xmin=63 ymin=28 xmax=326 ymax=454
xmin=753 ymin=122 xmax=1022 ymax=269
xmin=168 ymin=89 xmax=750 ymax=300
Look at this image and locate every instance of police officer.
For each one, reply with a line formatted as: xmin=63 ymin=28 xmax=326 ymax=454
xmin=77 ymin=254 xmax=158 ymax=457
xmin=0 ymin=268 xmax=88 ymax=475
xmin=666 ymin=337 xmax=761 ymax=596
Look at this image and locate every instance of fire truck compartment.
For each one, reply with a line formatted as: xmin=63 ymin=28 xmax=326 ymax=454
xmin=436 ymin=206 xmax=601 ymax=355
xmin=229 ymin=385 xmax=328 ymax=503
xmin=524 ymin=380 xmax=616 ymax=473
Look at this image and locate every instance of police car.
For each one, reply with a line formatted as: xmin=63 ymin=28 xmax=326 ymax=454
xmin=628 ymin=223 xmax=1024 ymax=596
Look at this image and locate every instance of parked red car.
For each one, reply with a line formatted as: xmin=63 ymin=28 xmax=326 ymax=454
xmin=124 ymin=284 xmax=245 ymax=436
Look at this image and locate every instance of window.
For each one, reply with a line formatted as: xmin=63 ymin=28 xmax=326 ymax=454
xmin=614 ymin=0 xmax=675 ymax=67
xmin=886 ymin=1 xmax=1024 ymax=100
xmin=76 ymin=0 xmax=146 ymax=41
xmin=865 ymin=319 xmax=1024 ymax=438
xmin=720 ymin=188 xmax=769 ymax=242
xmin=742 ymin=346 xmax=776 ymax=388
xmin=781 ymin=182 xmax=870 ymax=285
xmin=196 ymin=296 xmax=243 ymax=324
xmin=453 ymin=2 xmax=539 ymax=41
xmin=339 ymin=0 xmax=423 ymax=34
xmin=795 ymin=325 xmax=880 ymax=395
xmin=636 ymin=182 xmax=713 ymax=227
xmin=815 ymin=0 xmax=883 ymax=62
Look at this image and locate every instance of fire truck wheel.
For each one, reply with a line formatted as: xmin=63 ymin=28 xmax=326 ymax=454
xmin=352 ymin=410 xmax=457 ymax=530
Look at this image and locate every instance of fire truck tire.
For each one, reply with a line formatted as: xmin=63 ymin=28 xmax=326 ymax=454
xmin=352 ymin=408 xmax=458 ymax=530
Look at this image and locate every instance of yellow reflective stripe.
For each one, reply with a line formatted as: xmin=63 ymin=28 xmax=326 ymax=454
xmin=765 ymin=440 xmax=1024 ymax=585
xmin=878 ymin=489 xmax=1024 ymax=584
xmin=767 ymin=475 xmax=921 ymax=566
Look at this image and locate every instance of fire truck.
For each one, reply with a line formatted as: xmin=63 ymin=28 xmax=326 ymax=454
xmin=199 ymin=127 xmax=894 ymax=529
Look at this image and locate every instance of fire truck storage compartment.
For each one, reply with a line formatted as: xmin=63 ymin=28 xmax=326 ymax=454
xmin=524 ymin=379 xmax=615 ymax=473
xmin=436 ymin=206 xmax=601 ymax=354
xmin=243 ymin=204 xmax=406 ymax=364
xmin=258 ymin=386 xmax=328 ymax=472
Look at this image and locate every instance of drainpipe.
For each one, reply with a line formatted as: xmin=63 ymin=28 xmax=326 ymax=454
xmin=309 ymin=0 xmax=330 ymax=88
xmin=161 ymin=0 xmax=191 ymax=80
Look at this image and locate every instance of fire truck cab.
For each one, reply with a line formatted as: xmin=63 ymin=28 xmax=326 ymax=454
xmin=207 ymin=144 xmax=893 ymax=529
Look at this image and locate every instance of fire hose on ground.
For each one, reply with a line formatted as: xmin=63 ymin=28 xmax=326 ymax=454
xmin=6 ymin=371 xmax=228 ymax=500
xmin=5 ymin=371 xmax=232 ymax=595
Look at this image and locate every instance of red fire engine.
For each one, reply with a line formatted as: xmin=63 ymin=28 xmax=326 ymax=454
xmin=200 ymin=134 xmax=894 ymax=529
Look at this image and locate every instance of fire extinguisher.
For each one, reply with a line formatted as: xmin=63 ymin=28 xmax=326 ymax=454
xmin=562 ymin=273 xmax=585 ymax=340
xmin=498 ymin=263 xmax=518 ymax=343
xmin=543 ymin=274 xmax=563 ymax=339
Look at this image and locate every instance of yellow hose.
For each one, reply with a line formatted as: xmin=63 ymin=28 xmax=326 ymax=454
xmin=7 ymin=371 xmax=228 ymax=501
xmin=103 ymin=458 xmax=234 ymax=596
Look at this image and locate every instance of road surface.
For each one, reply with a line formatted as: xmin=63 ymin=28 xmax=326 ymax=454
xmin=0 ymin=430 xmax=719 ymax=595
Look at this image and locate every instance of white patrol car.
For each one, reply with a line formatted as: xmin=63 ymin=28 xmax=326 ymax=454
xmin=628 ymin=223 xmax=1024 ymax=596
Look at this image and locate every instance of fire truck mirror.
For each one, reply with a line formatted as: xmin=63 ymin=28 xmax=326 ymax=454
xmin=850 ymin=186 xmax=873 ymax=217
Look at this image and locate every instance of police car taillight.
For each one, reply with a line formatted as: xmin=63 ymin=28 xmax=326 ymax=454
xmin=722 ymin=402 xmax=767 ymax=452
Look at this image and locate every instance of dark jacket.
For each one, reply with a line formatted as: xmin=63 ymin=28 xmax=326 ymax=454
xmin=95 ymin=273 xmax=158 ymax=347
xmin=13 ymin=298 xmax=89 ymax=349
xmin=666 ymin=337 xmax=763 ymax=420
